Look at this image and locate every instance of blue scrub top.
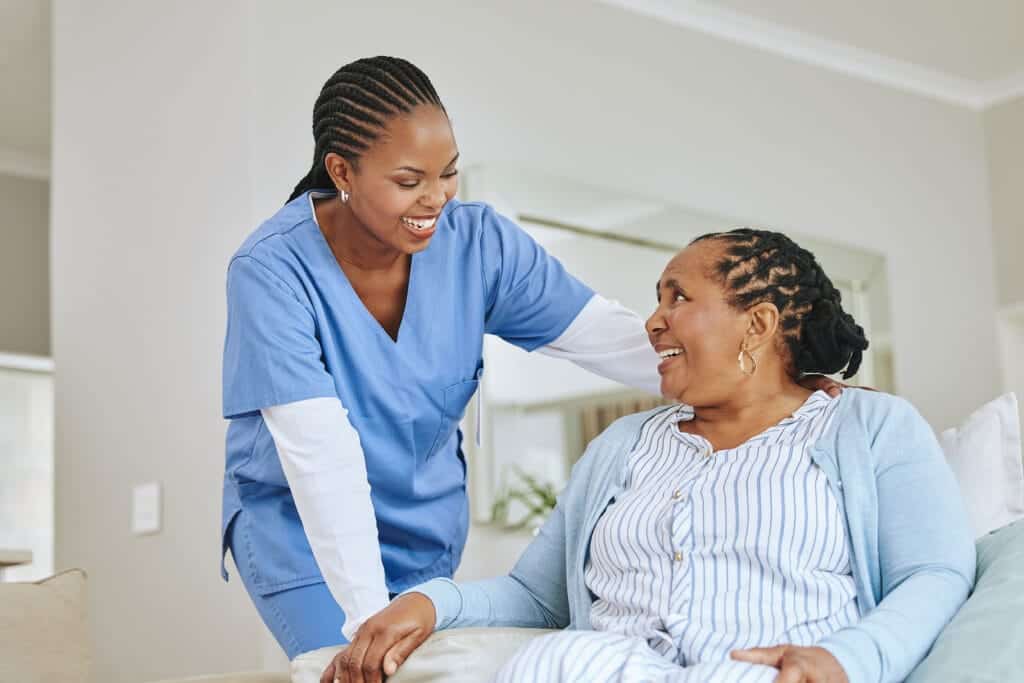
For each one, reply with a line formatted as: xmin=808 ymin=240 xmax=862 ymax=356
xmin=221 ymin=193 xmax=593 ymax=597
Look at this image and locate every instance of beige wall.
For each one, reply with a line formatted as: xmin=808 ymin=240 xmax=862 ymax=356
xmin=0 ymin=174 xmax=49 ymax=356
xmin=984 ymin=96 xmax=1024 ymax=307
xmin=52 ymin=2 xmax=258 ymax=681
xmin=247 ymin=0 xmax=1001 ymax=429
xmin=52 ymin=1 xmax=1003 ymax=682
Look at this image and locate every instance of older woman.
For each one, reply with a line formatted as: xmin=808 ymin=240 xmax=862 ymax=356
xmin=328 ymin=229 xmax=975 ymax=683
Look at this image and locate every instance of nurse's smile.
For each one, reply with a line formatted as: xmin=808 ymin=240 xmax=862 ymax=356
xmin=400 ymin=214 xmax=439 ymax=241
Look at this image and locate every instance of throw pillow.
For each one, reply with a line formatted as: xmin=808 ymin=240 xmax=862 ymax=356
xmin=0 ymin=568 xmax=91 ymax=683
xmin=939 ymin=393 xmax=1024 ymax=538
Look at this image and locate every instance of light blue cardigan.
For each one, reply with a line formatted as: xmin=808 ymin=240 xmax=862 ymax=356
xmin=411 ymin=390 xmax=976 ymax=683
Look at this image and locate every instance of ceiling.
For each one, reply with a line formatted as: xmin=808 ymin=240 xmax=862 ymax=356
xmin=0 ymin=0 xmax=1021 ymax=170
xmin=601 ymin=0 xmax=1024 ymax=108
xmin=707 ymin=0 xmax=1024 ymax=82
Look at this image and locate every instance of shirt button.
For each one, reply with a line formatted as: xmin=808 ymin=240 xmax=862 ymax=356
xmin=672 ymin=489 xmax=682 ymax=500
xmin=674 ymin=551 xmax=683 ymax=562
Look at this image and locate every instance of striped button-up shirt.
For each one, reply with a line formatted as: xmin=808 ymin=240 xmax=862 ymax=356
xmin=585 ymin=390 xmax=859 ymax=666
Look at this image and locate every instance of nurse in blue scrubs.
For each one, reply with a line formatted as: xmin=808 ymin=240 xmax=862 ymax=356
xmin=220 ymin=56 xmax=661 ymax=667
xmin=221 ymin=56 xmax=833 ymax=675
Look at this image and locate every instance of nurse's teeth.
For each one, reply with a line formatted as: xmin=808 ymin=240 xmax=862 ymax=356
xmin=401 ymin=216 xmax=436 ymax=230
xmin=658 ymin=349 xmax=683 ymax=359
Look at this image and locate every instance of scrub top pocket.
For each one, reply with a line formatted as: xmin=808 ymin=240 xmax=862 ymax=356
xmin=426 ymin=379 xmax=480 ymax=461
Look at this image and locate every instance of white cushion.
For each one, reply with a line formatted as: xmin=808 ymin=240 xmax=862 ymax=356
xmin=290 ymin=627 xmax=555 ymax=683
xmin=0 ymin=569 xmax=91 ymax=683
xmin=940 ymin=393 xmax=1024 ymax=538
xmin=149 ymin=675 xmax=289 ymax=683
xmin=149 ymin=675 xmax=290 ymax=679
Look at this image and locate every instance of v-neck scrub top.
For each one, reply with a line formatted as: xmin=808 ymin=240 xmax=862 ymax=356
xmin=221 ymin=193 xmax=594 ymax=597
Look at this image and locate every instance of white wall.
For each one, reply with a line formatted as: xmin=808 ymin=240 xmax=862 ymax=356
xmin=52 ymin=2 xmax=260 ymax=681
xmin=984 ymin=96 xmax=1024 ymax=308
xmin=0 ymin=173 xmax=49 ymax=356
xmin=52 ymin=1 xmax=1002 ymax=681
xmin=247 ymin=0 xmax=1000 ymax=430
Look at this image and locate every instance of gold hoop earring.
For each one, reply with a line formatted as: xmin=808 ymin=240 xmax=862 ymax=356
xmin=738 ymin=342 xmax=757 ymax=376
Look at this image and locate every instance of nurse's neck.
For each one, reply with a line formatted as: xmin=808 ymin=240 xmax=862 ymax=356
xmin=315 ymin=196 xmax=408 ymax=273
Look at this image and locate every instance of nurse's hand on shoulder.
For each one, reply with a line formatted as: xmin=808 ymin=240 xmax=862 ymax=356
xmin=797 ymin=374 xmax=876 ymax=398
xmin=323 ymin=592 xmax=436 ymax=683
xmin=731 ymin=644 xmax=848 ymax=683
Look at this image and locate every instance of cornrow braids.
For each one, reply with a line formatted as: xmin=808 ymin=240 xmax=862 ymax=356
xmin=691 ymin=228 xmax=869 ymax=379
xmin=287 ymin=56 xmax=446 ymax=202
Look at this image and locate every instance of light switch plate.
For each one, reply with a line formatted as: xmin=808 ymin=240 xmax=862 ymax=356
xmin=132 ymin=482 xmax=162 ymax=535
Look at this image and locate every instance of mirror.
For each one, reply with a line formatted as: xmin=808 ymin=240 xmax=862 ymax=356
xmin=458 ymin=165 xmax=894 ymax=530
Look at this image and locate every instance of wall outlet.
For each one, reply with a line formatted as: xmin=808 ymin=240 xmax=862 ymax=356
xmin=131 ymin=482 xmax=162 ymax=535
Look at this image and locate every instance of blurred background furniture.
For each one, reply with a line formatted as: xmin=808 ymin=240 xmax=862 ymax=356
xmin=0 ymin=548 xmax=32 ymax=580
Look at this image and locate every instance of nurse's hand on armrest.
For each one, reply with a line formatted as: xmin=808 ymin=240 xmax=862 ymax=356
xmin=323 ymin=592 xmax=436 ymax=683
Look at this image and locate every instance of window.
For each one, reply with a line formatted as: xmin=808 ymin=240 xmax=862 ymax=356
xmin=0 ymin=355 xmax=54 ymax=581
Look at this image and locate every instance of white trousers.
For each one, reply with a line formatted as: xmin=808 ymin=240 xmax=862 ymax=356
xmin=494 ymin=631 xmax=780 ymax=683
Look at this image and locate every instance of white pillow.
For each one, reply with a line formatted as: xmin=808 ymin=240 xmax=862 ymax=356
xmin=940 ymin=393 xmax=1024 ymax=539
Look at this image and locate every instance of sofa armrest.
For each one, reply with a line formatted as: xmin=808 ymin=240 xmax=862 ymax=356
xmin=148 ymin=673 xmax=290 ymax=683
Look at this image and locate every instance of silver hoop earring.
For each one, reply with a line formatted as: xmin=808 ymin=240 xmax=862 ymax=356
xmin=738 ymin=343 xmax=757 ymax=376
xmin=339 ymin=190 xmax=350 ymax=203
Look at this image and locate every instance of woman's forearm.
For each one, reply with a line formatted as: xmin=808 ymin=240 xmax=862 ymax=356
xmin=818 ymin=567 xmax=971 ymax=683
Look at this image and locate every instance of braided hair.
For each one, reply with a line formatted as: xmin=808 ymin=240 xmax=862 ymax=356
xmin=287 ymin=56 xmax=446 ymax=202
xmin=691 ymin=228 xmax=869 ymax=379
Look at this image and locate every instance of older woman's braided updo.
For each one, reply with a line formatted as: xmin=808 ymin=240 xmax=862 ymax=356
xmin=692 ymin=228 xmax=869 ymax=379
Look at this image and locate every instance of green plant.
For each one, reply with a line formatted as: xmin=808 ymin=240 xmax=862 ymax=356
xmin=490 ymin=467 xmax=559 ymax=531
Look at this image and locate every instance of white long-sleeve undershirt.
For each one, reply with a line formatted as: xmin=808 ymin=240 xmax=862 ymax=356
xmin=261 ymin=398 xmax=388 ymax=641
xmin=538 ymin=294 xmax=661 ymax=395
xmin=261 ymin=293 xmax=659 ymax=642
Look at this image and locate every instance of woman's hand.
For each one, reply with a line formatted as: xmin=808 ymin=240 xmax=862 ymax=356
xmin=731 ymin=644 xmax=848 ymax=683
xmin=322 ymin=592 xmax=436 ymax=683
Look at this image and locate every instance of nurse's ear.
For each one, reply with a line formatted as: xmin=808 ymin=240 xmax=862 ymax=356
xmin=324 ymin=152 xmax=355 ymax=198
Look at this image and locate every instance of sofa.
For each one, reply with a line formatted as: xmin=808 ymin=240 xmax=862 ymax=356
xmin=5 ymin=396 xmax=1022 ymax=683
xmin=0 ymin=566 xmax=546 ymax=683
xmin=7 ymin=519 xmax=1023 ymax=683
xmin=183 ymin=519 xmax=1024 ymax=683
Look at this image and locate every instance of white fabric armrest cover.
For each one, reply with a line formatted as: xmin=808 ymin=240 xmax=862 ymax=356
xmin=290 ymin=628 xmax=556 ymax=683
xmin=149 ymin=675 xmax=290 ymax=683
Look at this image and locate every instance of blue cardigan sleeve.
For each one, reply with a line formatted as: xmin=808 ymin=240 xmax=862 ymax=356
xmin=405 ymin=492 xmax=572 ymax=630
xmin=405 ymin=411 xmax=648 ymax=632
xmin=819 ymin=400 xmax=977 ymax=683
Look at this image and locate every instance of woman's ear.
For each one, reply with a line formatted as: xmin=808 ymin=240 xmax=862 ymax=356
xmin=744 ymin=302 xmax=780 ymax=352
xmin=324 ymin=152 xmax=354 ymax=195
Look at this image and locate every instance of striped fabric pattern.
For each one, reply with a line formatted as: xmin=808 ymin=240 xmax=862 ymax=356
xmin=587 ymin=390 xmax=858 ymax=665
xmin=495 ymin=629 xmax=781 ymax=682
xmin=494 ymin=391 xmax=860 ymax=681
